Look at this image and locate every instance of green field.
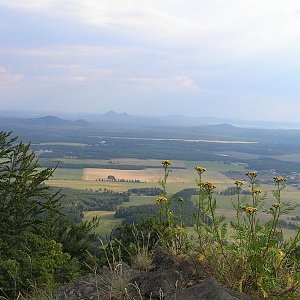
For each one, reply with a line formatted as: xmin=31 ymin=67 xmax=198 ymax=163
xmin=121 ymin=195 xmax=156 ymax=207
xmin=51 ymin=168 xmax=83 ymax=180
xmin=83 ymin=211 xmax=123 ymax=236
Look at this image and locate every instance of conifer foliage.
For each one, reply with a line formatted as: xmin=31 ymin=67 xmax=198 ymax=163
xmin=0 ymin=132 xmax=81 ymax=298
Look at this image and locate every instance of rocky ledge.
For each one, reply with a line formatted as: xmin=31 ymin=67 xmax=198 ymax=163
xmin=53 ymin=252 xmax=251 ymax=299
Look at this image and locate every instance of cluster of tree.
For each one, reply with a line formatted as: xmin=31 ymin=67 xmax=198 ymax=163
xmin=219 ymin=187 xmax=251 ymax=196
xmin=0 ymin=132 xmax=100 ymax=298
xmin=35 ymin=140 xmax=244 ymax=161
xmin=277 ymin=220 xmax=299 ymax=230
xmin=33 ymin=138 xmax=300 ymax=175
xmin=115 ymin=188 xmax=198 ymax=226
xmin=246 ymin=157 xmax=300 ymax=173
xmin=115 ymin=204 xmax=158 ymax=224
xmin=51 ymin=187 xmax=129 ymax=223
xmin=128 ymin=187 xmax=163 ymax=196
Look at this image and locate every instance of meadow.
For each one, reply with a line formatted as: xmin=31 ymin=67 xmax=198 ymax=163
xmin=83 ymin=210 xmax=123 ymax=236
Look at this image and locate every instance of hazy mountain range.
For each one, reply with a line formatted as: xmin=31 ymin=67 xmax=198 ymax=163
xmin=1 ymin=110 xmax=300 ymax=130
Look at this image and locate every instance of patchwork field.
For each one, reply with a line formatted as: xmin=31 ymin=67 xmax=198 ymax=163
xmin=83 ymin=167 xmax=236 ymax=186
xmin=45 ymin=158 xmax=300 ymax=238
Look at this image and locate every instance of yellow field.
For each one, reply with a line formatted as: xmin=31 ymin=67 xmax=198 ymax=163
xmin=83 ymin=167 xmax=234 ymax=185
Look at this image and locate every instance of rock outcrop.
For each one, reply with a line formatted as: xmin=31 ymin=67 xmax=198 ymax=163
xmin=53 ymin=252 xmax=250 ymax=299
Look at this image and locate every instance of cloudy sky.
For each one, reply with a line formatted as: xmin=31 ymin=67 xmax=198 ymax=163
xmin=1 ymin=0 xmax=300 ymax=121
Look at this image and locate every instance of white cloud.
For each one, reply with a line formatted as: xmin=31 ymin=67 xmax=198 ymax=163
xmin=1 ymin=0 xmax=300 ymax=121
xmin=0 ymin=0 xmax=57 ymax=10
xmin=2 ymin=0 xmax=300 ymax=57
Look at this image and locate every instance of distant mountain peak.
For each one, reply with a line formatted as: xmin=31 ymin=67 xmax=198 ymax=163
xmin=23 ymin=116 xmax=89 ymax=126
xmin=104 ymin=111 xmax=128 ymax=117
xmin=105 ymin=110 xmax=117 ymax=116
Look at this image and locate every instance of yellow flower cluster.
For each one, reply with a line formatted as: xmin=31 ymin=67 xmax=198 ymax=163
xmin=273 ymin=176 xmax=288 ymax=183
xmin=162 ymin=160 xmax=172 ymax=166
xmin=272 ymin=202 xmax=281 ymax=209
xmin=195 ymin=166 xmax=207 ymax=174
xmin=234 ymin=180 xmax=243 ymax=187
xmin=156 ymin=196 xmax=168 ymax=203
xmin=244 ymin=206 xmax=258 ymax=214
xmin=200 ymin=181 xmax=216 ymax=191
xmin=245 ymin=171 xmax=257 ymax=179
xmin=252 ymin=189 xmax=262 ymax=195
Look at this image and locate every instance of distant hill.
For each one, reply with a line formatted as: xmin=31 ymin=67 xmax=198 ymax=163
xmin=2 ymin=113 xmax=300 ymax=147
xmin=0 ymin=116 xmax=89 ymax=128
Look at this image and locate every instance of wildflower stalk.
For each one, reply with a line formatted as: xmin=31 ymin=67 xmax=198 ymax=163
xmin=207 ymin=190 xmax=226 ymax=259
xmin=264 ymin=177 xmax=287 ymax=257
xmin=157 ymin=160 xmax=173 ymax=228
xmin=234 ymin=180 xmax=243 ymax=249
xmin=245 ymin=172 xmax=259 ymax=247
xmin=195 ymin=166 xmax=206 ymax=250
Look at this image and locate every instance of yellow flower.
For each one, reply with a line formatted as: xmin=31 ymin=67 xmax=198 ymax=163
xmin=244 ymin=206 xmax=258 ymax=214
xmin=272 ymin=202 xmax=281 ymax=209
xmin=156 ymin=195 xmax=168 ymax=203
xmin=162 ymin=160 xmax=172 ymax=166
xmin=276 ymin=250 xmax=285 ymax=261
xmin=234 ymin=180 xmax=243 ymax=188
xmin=245 ymin=171 xmax=257 ymax=179
xmin=197 ymin=252 xmax=206 ymax=262
xmin=195 ymin=166 xmax=207 ymax=174
xmin=273 ymin=176 xmax=288 ymax=183
xmin=252 ymin=189 xmax=262 ymax=195
xmin=200 ymin=181 xmax=216 ymax=191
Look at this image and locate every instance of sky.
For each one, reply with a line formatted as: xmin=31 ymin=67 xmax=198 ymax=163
xmin=1 ymin=0 xmax=300 ymax=121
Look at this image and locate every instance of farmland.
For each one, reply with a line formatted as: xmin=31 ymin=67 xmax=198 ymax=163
xmin=43 ymin=157 xmax=300 ymax=238
xmin=48 ymin=158 xmax=241 ymax=193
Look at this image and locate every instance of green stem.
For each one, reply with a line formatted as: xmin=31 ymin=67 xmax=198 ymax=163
xmin=208 ymin=193 xmax=226 ymax=259
xmin=196 ymin=174 xmax=204 ymax=248
xmin=236 ymin=188 xmax=243 ymax=249
xmin=264 ymin=182 xmax=282 ymax=257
